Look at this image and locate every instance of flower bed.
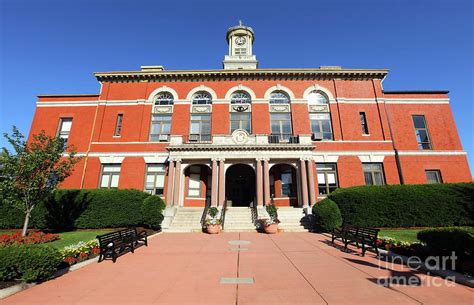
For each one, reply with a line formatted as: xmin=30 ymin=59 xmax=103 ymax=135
xmin=0 ymin=231 xmax=59 ymax=246
xmin=60 ymin=240 xmax=100 ymax=266
xmin=377 ymin=234 xmax=474 ymax=276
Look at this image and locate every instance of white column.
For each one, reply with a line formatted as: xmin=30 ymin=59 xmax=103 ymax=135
xmin=307 ymin=159 xmax=316 ymax=206
xmin=256 ymin=158 xmax=263 ymax=206
xmin=300 ymin=159 xmax=309 ymax=208
xmin=166 ymin=160 xmax=175 ymax=207
xmin=211 ymin=159 xmax=218 ymax=207
xmin=173 ymin=159 xmax=181 ymax=206
xmin=218 ymin=159 xmax=226 ymax=206
xmin=263 ymin=158 xmax=271 ymax=205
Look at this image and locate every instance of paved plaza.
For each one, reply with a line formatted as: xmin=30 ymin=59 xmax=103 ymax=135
xmin=3 ymin=232 xmax=473 ymax=305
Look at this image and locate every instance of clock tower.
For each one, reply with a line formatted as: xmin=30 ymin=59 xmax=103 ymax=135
xmin=223 ymin=21 xmax=258 ymax=70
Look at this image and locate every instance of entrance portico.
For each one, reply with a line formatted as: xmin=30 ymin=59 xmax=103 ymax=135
xmin=165 ymin=134 xmax=316 ymax=209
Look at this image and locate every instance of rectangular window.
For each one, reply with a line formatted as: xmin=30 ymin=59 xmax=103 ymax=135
xmin=188 ymin=166 xmax=201 ymax=197
xmin=230 ymin=112 xmax=251 ymax=133
xmin=363 ymin=163 xmax=385 ymax=185
xmin=270 ymin=113 xmax=292 ymax=141
xmin=57 ymin=118 xmax=73 ymax=144
xmin=189 ymin=114 xmax=211 ymax=142
xmin=114 ymin=114 xmax=123 ymax=137
xmin=412 ymin=115 xmax=431 ymax=150
xmin=100 ymin=164 xmax=121 ymax=189
xmin=235 ymin=48 xmax=247 ymax=55
xmin=426 ymin=170 xmax=442 ymax=184
xmin=360 ymin=112 xmax=369 ymax=135
xmin=316 ymin=163 xmax=338 ymax=195
xmin=310 ymin=113 xmax=333 ymax=140
xmin=150 ymin=114 xmax=172 ymax=142
xmin=145 ymin=164 xmax=166 ymax=195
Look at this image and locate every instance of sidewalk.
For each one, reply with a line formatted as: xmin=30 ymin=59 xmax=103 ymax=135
xmin=3 ymin=232 xmax=473 ymax=305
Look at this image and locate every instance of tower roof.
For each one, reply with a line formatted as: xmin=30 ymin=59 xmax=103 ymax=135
xmin=226 ymin=20 xmax=255 ymax=42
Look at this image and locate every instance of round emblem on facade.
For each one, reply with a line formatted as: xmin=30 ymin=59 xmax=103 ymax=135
xmin=232 ymin=129 xmax=249 ymax=144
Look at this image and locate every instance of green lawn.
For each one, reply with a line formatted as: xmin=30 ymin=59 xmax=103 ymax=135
xmin=379 ymin=229 xmax=421 ymax=243
xmin=0 ymin=229 xmax=113 ymax=249
xmin=50 ymin=230 xmax=113 ymax=249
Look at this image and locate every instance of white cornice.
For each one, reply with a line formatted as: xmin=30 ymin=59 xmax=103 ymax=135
xmin=397 ymin=150 xmax=466 ymax=156
xmin=384 ymin=98 xmax=450 ymax=104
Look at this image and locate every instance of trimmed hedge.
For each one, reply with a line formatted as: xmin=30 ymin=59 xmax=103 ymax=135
xmin=417 ymin=227 xmax=474 ymax=259
xmin=327 ymin=183 xmax=474 ymax=228
xmin=141 ymin=196 xmax=166 ymax=229
xmin=312 ymin=198 xmax=342 ymax=232
xmin=0 ymin=245 xmax=62 ymax=282
xmin=0 ymin=189 xmax=153 ymax=230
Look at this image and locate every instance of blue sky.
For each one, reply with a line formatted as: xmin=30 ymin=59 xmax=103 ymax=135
xmin=1 ymin=0 xmax=473 ymax=172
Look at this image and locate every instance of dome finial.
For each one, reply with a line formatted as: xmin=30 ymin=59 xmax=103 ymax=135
xmin=239 ymin=20 xmax=243 ymax=26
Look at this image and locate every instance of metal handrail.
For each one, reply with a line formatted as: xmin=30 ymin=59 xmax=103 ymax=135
xmin=219 ymin=198 xmax=228 ymax=230
xmin=250 ymin=202 xmax=260 ymax=229
xmin=200 ymin=202 xmax=210 ymax=229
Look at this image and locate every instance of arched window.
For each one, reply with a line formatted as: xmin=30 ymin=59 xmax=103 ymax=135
xmin=230 ymin=91 xmax=251 ymax=104
xmin=192 ymin=91 xmax=212 ymax=105
xmin=307 ymin=91 xmax=328 ymax=105
xmin=269 ymin=91 xmax=290 ymax=104
xmin=154 ymin=92 xmax=174 ymax=105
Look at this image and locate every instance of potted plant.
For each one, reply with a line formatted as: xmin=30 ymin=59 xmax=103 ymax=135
xmin=262 ymin=204 xmax=280 ymax=234
xmin=205 ymin=207 xmax=222 ymax=234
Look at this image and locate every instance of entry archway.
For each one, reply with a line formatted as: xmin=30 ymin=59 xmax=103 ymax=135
xmin=225 ymin=164 xmax=255 ymax=207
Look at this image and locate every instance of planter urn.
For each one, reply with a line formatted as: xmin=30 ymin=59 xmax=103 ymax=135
xmin=264 ymin=223 xmax=278 ymax=234
xmin=206 ymin=224 xmax=222 ymax=234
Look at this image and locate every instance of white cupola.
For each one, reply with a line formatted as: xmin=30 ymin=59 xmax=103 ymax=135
xmin=223 ymin=21 xmax=258 ymax=70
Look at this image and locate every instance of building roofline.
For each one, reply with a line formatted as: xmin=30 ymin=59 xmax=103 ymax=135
xmin=94 ymin=68 xmax=389 ymax=82
xmin=383 ymin=90 xmax=449 ymax=94
xmin=37 ymin=94 xmax=99 ymax=97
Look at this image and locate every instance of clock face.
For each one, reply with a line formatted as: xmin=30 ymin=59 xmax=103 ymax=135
xmin=235 ymin=36 xmax=246 ymax=46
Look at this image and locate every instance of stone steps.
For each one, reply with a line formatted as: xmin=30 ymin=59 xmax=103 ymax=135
xmin=275 ymin=208 xmax=312 ymax=232
xmin=223 ymin=207 xmax=256 ymax=232
xmin=165 ymin=208 xmax=204 ymax=232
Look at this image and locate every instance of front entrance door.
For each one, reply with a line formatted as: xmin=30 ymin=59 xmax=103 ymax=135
xmin=226 ymin=164 xmax=255 ymax=207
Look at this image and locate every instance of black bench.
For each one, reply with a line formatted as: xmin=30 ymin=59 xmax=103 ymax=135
xmin=331 ymin=225 xmax=379 ymax=256
xmin=96 ymin=228 xmax=148 ymax=263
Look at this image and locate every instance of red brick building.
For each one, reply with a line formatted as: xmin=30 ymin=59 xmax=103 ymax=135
xmin=29 ymin=23 xmax=471 ymax=212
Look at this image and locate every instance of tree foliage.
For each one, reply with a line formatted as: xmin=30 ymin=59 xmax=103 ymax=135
xmin=0 ymin=126 xmax=81 ymax=235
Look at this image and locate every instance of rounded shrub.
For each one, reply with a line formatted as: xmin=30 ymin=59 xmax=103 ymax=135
xmin=312 ymin=198 xmax=342 ymax=232
xmin=328 ymin=183 xmax=474 ymax=228
xmin=141 ymin=196 xmax=166 ymax=229
xmin=417 ymin=227 xmax=474 ymax=258
xmin=0 ymin=245 xmax=62 ymax=282
xmin=74 ymin=189 xmax=150 ymax=229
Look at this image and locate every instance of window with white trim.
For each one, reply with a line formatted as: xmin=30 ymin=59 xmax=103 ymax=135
xmin=150 ymin=114 xmax=172 ymax=142
xmin=230 ymin=112 xmax=251 ymax=133
xmin=100 ymin=164 xmax=121 ymax=189
xmin=360 ymin=112 xmax=369 ymax=135
xmin=114 ymin=114 xmax=123 ymax=137
xmin=425 ymin=170 xmax=442 ymax=184
xmin=412 ymin=115 xmax=431 ymax=150
xmin=310 ymin=113 xmax=333 ymax=140
xmin=317 ymin=164 xmax=338 ymax=195
xmin=269 ymin=91 xmax=290 ymax=104
xmin=192 ymin=91 xmax=212 ymax=105
xmin=154 ymin=92 xmax=174 ymax=105
xmin=57 ymin=118 xmax=72 ymax=144
xmin=308 ymin=91 xmax=329 ymax=105
xmin=145 ymin=164 xmax=166 ymax=195
xmin=231 ymin=91 xmax=251 ymax=104
xmin=363 ymin=163 xmax=385 ymax=185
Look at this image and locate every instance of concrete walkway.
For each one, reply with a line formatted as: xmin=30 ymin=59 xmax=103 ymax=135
xmin=3 ymin=233 xmax=473 ymax=305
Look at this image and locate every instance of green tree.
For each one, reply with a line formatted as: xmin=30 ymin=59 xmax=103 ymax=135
xmin=0 ymin=126 xmax=81 ymax=236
